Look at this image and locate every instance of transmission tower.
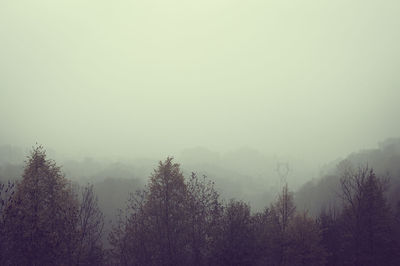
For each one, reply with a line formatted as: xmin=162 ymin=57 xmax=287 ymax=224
xmin=276 ymin=161 xmax=290 ymax=187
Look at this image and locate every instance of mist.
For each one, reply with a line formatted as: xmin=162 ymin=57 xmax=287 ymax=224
xmin=1 ymin=1 xmax=400 ymax=265
xmin=1 ymin=0 xmax=399 ymax=164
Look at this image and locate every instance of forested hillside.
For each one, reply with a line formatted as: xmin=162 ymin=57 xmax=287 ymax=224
xmin=2 ymin=0 xmax=400 ymax=264
xmin=296 ymin=138 xmax=400 ymax=216
xmin=1 ymin=141 xmax=400 ymax=265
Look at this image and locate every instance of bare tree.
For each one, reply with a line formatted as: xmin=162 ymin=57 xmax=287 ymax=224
xmin=339 ymin=163 xmax=396 ymax=266
xmin=76 ymin=184 xmax=105 ymax=265
xmin=269 ymin=183 xmax=296 ymax=266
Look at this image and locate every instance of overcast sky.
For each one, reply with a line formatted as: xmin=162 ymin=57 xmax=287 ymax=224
xmin=1 ymin=0 xmax=399 ymax=163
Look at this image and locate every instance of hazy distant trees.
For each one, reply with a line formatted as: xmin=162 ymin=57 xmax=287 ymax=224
xmin=1 ymin=145 xmax=400 ymax=266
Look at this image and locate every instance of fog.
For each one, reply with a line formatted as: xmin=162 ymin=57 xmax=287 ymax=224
xmin=1 ymin=0 xmax=400 ymax=165
xmin=1 ymin=2 xmax=400 ymax=264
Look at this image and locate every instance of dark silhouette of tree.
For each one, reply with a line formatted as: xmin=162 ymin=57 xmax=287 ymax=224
xmin=318 ymin=207 xmax=341 ymax=266
xmin=214 ymin=200 xmax=256 ymax=266
xmin=2 ymin=146 xmax=79 ymax=265
xmin=110 ymin=157 xmax=191 ymax=266
xmin=268 ymin=183 xmax=326 ymax=266
xmin=186 ymin=173 xmax=223 ymax=266
xmin=251 ymin=208 xmax=272 ymax=265
xmin=0 ymin=181 xmax=14 ymax=264
xmin=75 ymin=184 xmax=105 ymax=265
xmin=285 ymin=212 xmax=326 ymax=266
xmin=109 ymin=189 xmax=150 ymax=265
xmin=269 ymin=183 xmax=296 ymax=266
xmin=145 ymin=157 xmax=189 ymax=265
xmin=339 ymin=163 xmax=398 ymax=266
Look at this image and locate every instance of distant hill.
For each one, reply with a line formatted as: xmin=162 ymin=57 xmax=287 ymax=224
xmin=295 ymin=138 xmax=400 ymax=216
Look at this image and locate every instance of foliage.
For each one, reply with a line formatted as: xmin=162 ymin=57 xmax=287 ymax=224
xmin=1 ymin=146 xmax=400 ymax=266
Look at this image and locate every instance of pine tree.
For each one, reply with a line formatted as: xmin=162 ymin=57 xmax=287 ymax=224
xmin=110 ymin=157 xmax=190 ymax=266
xmin=146 ymin=157 xmax=189 ymax=265
xmin=3 ymin=146 xmax=79 ymax=265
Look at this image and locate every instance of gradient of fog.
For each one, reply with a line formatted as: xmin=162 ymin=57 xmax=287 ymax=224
xmin=1 ymin=0 xmax=399 ymax=163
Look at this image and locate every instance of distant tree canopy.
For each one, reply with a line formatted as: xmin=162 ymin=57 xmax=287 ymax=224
xmin=1 ymin=146 xmax=400 ymax=266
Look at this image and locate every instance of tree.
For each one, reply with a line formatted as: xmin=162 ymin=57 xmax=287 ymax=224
xmin=267 ymin=183 xmax=326 ymax=266
xmin=269 ymin=183 xmax=296 ymax=266
xmin=285 ymin=213 xmax=326 ymax=266
xmin=109 ymin=189 xmax=150 ymax=266
xmin=2 ymin=146 xmax=79 ymax=265
xmin=318 ymin=207 xmax=341 ymax=266
xmin=146 ymin=157 xmax=189 ymax=265
xmin=251 ymin=208 xmax=272 ymax=265
xmin=110 ymin=157 xmax=190 ymax=266
xmin=0 ymin=181 xmax=14 ymax=264
xmin=186 ymin=173 xmax=223 ymax=266
xmin=76 ymin=184 xmax=105 ymax=265
xmin=339 ymin=163 xmax=398 ymax=266
xmin=214 ymin=200 xmax=256 ymax=266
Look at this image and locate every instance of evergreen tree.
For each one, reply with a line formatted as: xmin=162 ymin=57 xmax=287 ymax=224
xmin=110 ymin=157 xmax=190 ymax=266
xmin=3 ymin=146 xmax=79 ymax=265
xmin=146 ymin=157 xmax=189 ymax=265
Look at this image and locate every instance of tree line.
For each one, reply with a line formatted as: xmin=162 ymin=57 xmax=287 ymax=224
xmin=1 ymin=146 xmax=400 ymax=265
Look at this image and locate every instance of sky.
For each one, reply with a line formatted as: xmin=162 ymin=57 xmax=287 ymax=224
xmin=1 ymin=0 xmax=399 ymax=163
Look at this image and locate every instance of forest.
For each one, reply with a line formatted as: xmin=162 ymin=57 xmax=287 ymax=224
xmin=1 ymin=139 xmax=400 ymax=266
xmin=2 ymin=1 xmax=400 ymax=265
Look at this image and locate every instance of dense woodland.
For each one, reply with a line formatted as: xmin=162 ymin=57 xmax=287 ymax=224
xmin=1 ymin=141 xmax=400 ymax=265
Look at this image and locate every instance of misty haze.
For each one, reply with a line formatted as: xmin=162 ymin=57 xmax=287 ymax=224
xmin=1 ymin=1 xmax=400 ymax=265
